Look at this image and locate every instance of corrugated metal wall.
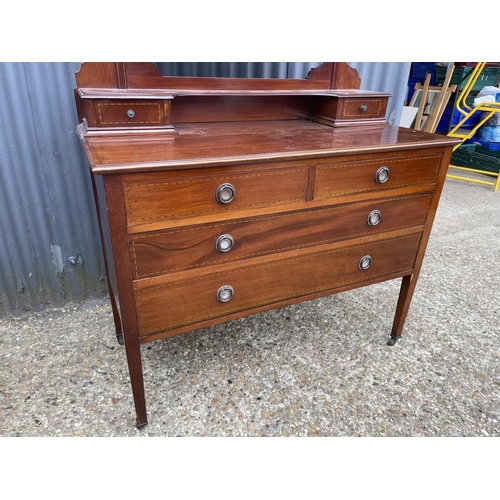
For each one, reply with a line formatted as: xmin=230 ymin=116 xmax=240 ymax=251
xmin=0 ymin=62 xmax=107 ymax=315
xmin=0 ymin=62 xmax=410 ymax=314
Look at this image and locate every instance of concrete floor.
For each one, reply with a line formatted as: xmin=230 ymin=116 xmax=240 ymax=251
xmin=1 ymin=173 xmax=499 ymax=437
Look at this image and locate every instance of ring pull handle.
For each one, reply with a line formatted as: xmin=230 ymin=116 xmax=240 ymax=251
xmin=216 ymin=183 xmax=236 ymax=204
xmin=215 ymin=234 xmax=234 ymax=253
xmin=358 ymin=255 xmax=372 ymax=271
xmin=127 ymin=109 xmax=135 ymax=118
xmin=375 ymin=166 xmax=390 ymax=184
xmin=360 ymin=104 xmax=368 ymax=112
xmin=216 ymin=285 xmax=234 ymax=303
xmin=366 ymin=210 xmax=381 ymax=227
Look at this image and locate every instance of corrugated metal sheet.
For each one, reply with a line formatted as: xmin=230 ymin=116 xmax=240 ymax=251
xmin=0 ymin=62 xmax=107 ymax=314
xmin=0 ymin=62 xmax=410 ymax=314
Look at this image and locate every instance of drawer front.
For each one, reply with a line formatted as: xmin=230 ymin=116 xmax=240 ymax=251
xmin=135 ymin=233 xmax=421 ymax=336
xmin=125 ymin=167 xmax=309 ymax=225
xmin=315 ymin=153 xmax=442 ymax=200
xmin=96 ymin=100 xmax=163 ymax=126
xmin=341 ymin=98 xmax=386 ymax=119
xmin=130 ymin=193 xmax=432 ymax=278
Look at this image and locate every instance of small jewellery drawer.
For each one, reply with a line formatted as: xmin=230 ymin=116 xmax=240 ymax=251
xmin=129 ymin=193 xmax=432 ymax=279
xmin=95 ymin=100 xmax=165 ymax=127
xmin=124 ymin=166 xmax=309 ymax=225
xmin=341 ymin=98 xmax=386 ymax=119
xmin=315 ymin=153 xmax=442 ymax=200
xmin=135 ymin=233 xmax=422 ymax=337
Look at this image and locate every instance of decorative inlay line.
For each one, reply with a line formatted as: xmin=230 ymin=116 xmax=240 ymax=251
xmin=343 ymin=99 xmax=382 ymax=117
xmin=314 ymin=155 xmax=441 ymax=198
xmin=97 ymin=102 xmax=162 ymax=125
xmin=125 ymin=168 xmax=309 ymax=223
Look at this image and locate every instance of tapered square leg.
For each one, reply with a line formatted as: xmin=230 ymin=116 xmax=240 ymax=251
xmin=123 ymin=339 xmax=148 ymax=428
xmin=389 ymin=274 xmax=415 ymax=345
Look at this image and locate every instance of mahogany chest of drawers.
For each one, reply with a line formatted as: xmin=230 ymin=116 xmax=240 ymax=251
xmin=75 ymin=62 xmax=459 ymax=427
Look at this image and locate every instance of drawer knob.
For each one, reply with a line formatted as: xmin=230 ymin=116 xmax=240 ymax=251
xmin=126 ymin=109 xmax=136 ymax=118
xmin=358 ymin=255 xmax=372 ymax=271
xmin=375 ymin=166 xmax=390 ymax=184
xmin=215 ymin=234 xmax=234 ymax=253
xmin=216 ymin=183 xmax=236 ymax=204
xmin=360 ymin=104 xmax=368 ymax=112
xmin=216 ymin=285 xmax=234 ymax=303
xmin=367 ymin=210 xmax=382 ymax=226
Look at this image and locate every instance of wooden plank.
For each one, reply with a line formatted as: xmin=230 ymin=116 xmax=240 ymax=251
xmin=427 ymin=88 xmax=454 ymax=133
xmin=414 ymin=73 xmax=431 ymax=131
xmin=422 ymin=65 xmax=455 ymax=133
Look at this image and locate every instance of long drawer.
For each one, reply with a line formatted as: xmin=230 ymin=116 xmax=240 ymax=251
xmin=129 ymin=193 xmax=432 ymax=279
xmin=134 ymin=233 xmax=422 ymax=337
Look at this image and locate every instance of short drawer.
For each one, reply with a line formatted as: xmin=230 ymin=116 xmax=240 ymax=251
xmin=135 ymin=233 xmax=421 ymax=336
xmin=124 ymin=166 xmax=309 ymax=225
xmin=129 ymin=193 xmax=432 ymax=278
xmin=95 ymin=100 xmax=165 ymax=127
xmin=341 ymin=98 xmax=386 ymax=119
xmin=315 ymin=153 xmax=442 ymax=200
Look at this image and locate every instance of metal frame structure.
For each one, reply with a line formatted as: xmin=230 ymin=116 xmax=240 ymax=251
xmin=446 ymin=62 xmax=500 ymax=192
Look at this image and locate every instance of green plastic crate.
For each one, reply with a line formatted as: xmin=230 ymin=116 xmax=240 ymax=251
xmin=436 ymin=66 xmax=500 ymax=91
xmin=451 ymin=144 xmax=500 ymax=174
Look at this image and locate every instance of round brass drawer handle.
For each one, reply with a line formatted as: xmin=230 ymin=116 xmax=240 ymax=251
xmin=127 ymin=109 xmax=136 ymax=118
xmin=359 ymin=255 xmax=372 ymax=271
xmin=215 ymin=234 xmax=234 ymax=253
xmin=367 ymin=210 xmax=381 ymax=226
xmin=216 ymin=183 xmax=236 ymax=204
xmin=375 ymin=166 xmax=390 ymax=184
xmin=360 ymin=104 xmax=368 ymax=112
xmin=216 ymin=285 xmax=234 ymax=303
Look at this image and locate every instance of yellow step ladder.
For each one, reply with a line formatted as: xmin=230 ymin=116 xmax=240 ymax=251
xmin=446 ymin=62 xmax=500 ymax=191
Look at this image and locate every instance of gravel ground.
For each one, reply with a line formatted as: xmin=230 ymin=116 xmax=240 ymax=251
xmin=1 ymin=175 xmax=499 ymax=437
